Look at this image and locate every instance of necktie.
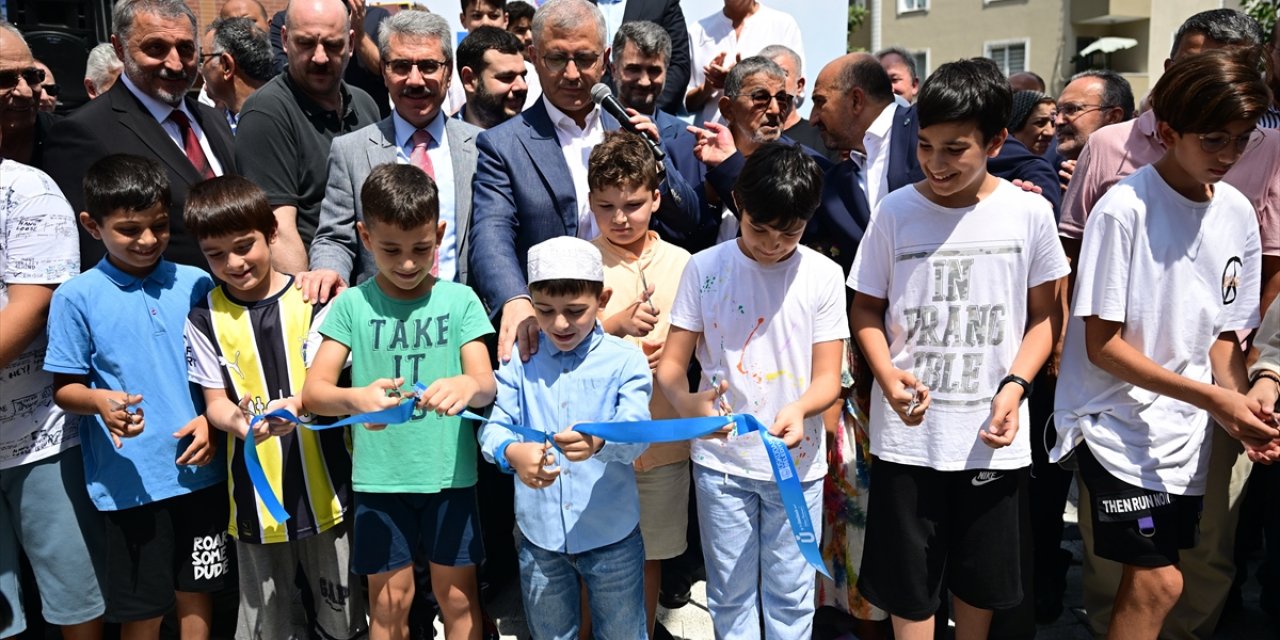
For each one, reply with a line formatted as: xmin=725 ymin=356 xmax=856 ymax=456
xmin=168 ymin=110 xmax=215 ymax=179
xmin=409 ymin=129 xmax=439 ymax=276
xmin=410 ymin=129 xmax=436 ymax=179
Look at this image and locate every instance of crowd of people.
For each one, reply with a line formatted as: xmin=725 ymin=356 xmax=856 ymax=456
xmin=1 ymin=1 xmax=1280 ymax=640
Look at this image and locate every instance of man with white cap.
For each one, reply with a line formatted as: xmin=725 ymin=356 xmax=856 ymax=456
xmin=479 ymin=235 xmax=653 ymax=639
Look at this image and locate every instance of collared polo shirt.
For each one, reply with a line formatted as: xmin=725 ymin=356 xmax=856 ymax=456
xmin=44 ymin=258 xmax=223 ymax=510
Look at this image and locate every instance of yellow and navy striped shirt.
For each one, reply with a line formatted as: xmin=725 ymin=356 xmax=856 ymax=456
xmin=184 ymin=281 xmax=352 ymax=543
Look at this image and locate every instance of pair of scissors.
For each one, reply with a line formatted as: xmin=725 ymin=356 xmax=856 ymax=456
xmin=638 ymin=268 xmax=659 ymax=314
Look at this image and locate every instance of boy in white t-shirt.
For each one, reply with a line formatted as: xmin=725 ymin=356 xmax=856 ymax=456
xmin=1052 ymin=49 xmax=1279 ymax=638
xmin=656 ymin=142 xmax=847 ymax=639
xmin=847 ymin=58 xmax=1069 ymax=640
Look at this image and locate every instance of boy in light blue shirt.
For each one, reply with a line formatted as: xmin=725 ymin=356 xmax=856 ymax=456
xmin=44 ymin=155 xmax=227 ymax=637
xmin=479 ymin=236 xmax=652 ymax=640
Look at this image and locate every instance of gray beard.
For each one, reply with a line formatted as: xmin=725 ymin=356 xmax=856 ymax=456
xmin=123 ymin=55 xmax=193 ymax=106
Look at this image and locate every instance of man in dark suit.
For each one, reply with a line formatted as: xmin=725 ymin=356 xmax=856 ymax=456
xmin=592 ymin=0 xmax=690 ymax=115
xmin=0 ymin=23 xmax=58 ymax=168
xmin=806 ymin=53 xmax=924 ymax=273
xmin=469 ymin=0 xmax=699 ymax=362
xmin=610 ymin=20 xmax=717 ymax=253
xmin=44 ymin=0 xmax=236 ymax=270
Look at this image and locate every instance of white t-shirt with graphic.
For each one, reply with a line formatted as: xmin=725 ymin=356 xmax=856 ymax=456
xmin=670 ymin=241 xmax=849 ymax=483
xmin=848 ymin=180 xmax=1070 ymax=471
xmin=1052 ymin=165 xmax=1261 ymax=495
xmin=0 ymin=160 xmax=81 ymax=469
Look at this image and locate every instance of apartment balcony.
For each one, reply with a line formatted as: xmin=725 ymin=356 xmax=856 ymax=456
xmin=1072 ymin=0 xmax=1149 ymax=25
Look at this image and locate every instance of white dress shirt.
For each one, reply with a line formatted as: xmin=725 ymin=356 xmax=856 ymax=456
xmin=687 ymin=3 xmax=804 ymax=126
xmin=543 ymin=98 xmax=604 ymax=240
xmin=392 ymin=110 xmax=459 ymax=281
xmin=861 ymin=103 xmax=897 ymax=211
xmin=121 ymin=74 xmax=225 ymax=176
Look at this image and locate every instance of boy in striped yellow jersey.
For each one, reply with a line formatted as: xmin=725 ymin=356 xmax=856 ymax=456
xmin=182 ymin=176 xmax=366 ymax=639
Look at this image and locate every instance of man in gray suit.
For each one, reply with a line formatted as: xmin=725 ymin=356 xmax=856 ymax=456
xmin=304 ymin=10 xmax=482 ymax=300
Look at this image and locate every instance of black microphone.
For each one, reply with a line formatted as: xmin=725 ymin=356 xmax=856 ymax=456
xmin=590 ymin=83 xmax=666 ymax=164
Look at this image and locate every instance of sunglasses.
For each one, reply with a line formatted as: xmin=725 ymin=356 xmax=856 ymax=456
xmin=0 ymin=67 xmax=46 ymax=91
xmin=728 ymin=89 xmax=794 ymax=110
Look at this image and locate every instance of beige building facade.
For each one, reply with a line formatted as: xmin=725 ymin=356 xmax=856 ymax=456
xmin=865 ymin=0 xmax=1245 ymax=98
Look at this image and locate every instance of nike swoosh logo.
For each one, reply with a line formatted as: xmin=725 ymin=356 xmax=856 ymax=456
xmin=971 ymin=473 xmax=1002 ymax=487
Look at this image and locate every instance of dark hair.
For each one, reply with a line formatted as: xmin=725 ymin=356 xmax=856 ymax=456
xmin=588 ymin=131 xmax=659 ymax=192
xmin=462 ymin=0 xmax=506 ymax=12
xmin=1170 ymin=9 xmax=1263 ymax=58
xmin=837 ymin=54 xmax=894 ymax=104
xmin=208 ymin=17 xmax=275 ymax=84
xmin=185 ymin=175 xmax=277 ymax=241
xmin=875 ymin=46 xmax=918 ymax=80
xmin=505 ymin=0 xmax=534 ymax=23
xmin=1008 ymin=90 xmax=1054 ymax=131
xmin=83 ymin=154 xmax=171 ymax=222
xmin=529 ymin=278 xmax=604 ymax=298
xmin=1150 ymin=47 xmax=1272 ymax=134
xmin=361 ymin=164 xmax=439 ymax=230
xmin=611 ymin=20 xmax=671 ymax=69
xmin=458 ymin=26 xmax=523 ymax=73
xmin=917 ymin=57 xmax=1011 ymax=142
xmin=732 ymin=143 xmax=823 ymax=228
xmin=1068 ymin=69 xmax=1136 ymax=120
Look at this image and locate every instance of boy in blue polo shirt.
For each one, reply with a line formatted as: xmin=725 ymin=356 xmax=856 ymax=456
xmin=45 ymin=155 xmax=228 ymax=638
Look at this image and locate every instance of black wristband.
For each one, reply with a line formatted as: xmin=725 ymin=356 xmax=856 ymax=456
xmin=1253 ymin=370 xmax=1280 ymax=387
xmin=997 ymin=374 xmax=1032 ymax=401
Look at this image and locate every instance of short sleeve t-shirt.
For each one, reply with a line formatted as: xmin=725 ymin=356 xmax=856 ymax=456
xmin=669 ymin=241 xmax=849 ymax=483
xmin=44 ymin=259 xmax=222 ymax=510
xmin=1053 ymin=165 xmax=1262 ymax=495
xmin=319 ymin=279 xmax=494 ymax=493
xmin=0 ymin=160 xmax=80 ymax=469
xmin=185 ymin=282 xmax=352 ymax=543
xmin=594 ymin=233 xmax=693 ymax=470
xmin=847 ymin=181 xmax=1070 ymax=471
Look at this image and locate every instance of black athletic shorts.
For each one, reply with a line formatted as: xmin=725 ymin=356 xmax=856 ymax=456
xmin=1076 ymin=443 xmax=1201 ymax=568
xmin=858 ymin=458 xmax=1026 ymax=620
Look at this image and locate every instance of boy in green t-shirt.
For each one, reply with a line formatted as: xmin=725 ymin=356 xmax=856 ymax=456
xmin=302 ymin=164 xmax=497 ymax=640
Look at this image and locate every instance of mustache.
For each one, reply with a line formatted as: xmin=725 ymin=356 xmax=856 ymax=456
xmin=399 ymin=87 xmax=436 ymax=99
xmin=156 ymin=69 xmax=190 ymax=81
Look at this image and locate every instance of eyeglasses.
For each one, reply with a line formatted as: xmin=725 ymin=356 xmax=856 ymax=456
xmin=384 ymin=58 xmax=448 ymax=77
xmin=43 ymin=83 xmax=61 ymax=98
xmin=1196 ymin=130 xmax=1259 ymax=154
xmin=728 ymin=89 xmax=794 ymax=110
xmin=0 ymin=67 xmax=46 ymax=91
xmin=540 ymin=52 xmax=600 ymax=73
xmin=1054 ymin=102 xmax=1107 ymax=120
xmin=199 ymin=52 xmax=223 ymax=63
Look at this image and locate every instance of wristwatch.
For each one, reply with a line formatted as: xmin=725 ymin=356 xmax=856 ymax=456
xmin=997 ymin=374 xmax=1032 ymax=402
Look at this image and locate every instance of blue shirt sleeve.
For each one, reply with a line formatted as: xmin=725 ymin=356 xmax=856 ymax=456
xmin=593 ymin=345 xmax=652 ymax=464
xmin=43 ymin=286 xmax=92 ymax=375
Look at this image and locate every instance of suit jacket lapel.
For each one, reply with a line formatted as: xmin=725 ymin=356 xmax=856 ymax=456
xmin=110 ymin=83 xmax=201 ymax=183
xmin=367 ymin=117 xmax=399 ymax=167
xmin=189 ymin=99 xmax=235 ymax=173
xmin=445 ymin=118 xmax=477 ymax=254
xmin=516 ymin=101 xmax=579 ymax=233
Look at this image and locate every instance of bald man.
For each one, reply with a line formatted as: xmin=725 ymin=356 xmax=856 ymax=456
xmin=236 ymin=0 xmax=380 ymax=273
xmin=219 ymin=0 xmax=270 ymax=32
xmin=0 ymin=24 xmax=55 ymax=167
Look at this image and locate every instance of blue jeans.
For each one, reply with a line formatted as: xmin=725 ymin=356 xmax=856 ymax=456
xmin=694 ymin=465 xmax=823 ymax=640
xmin=518 ymin=527 xmax=647 ymax=640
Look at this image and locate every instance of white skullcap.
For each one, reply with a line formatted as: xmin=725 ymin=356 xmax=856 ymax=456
xmin=527 ymin=236 xmax=604 ymax=284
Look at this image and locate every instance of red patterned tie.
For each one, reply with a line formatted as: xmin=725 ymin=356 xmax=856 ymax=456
xmin=169 ymin=110 xmax=215 ymax=179
xmin=409 ymin=129 xmax=439 ymax=276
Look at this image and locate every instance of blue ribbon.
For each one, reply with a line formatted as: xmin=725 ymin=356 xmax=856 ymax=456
xmin=241 ymin=386 xmax=830 ymax=578
xmin=242 ymin=384 xmax=425 ymax=524
xmin=466 ymin=410 xmax=830 ymax=578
